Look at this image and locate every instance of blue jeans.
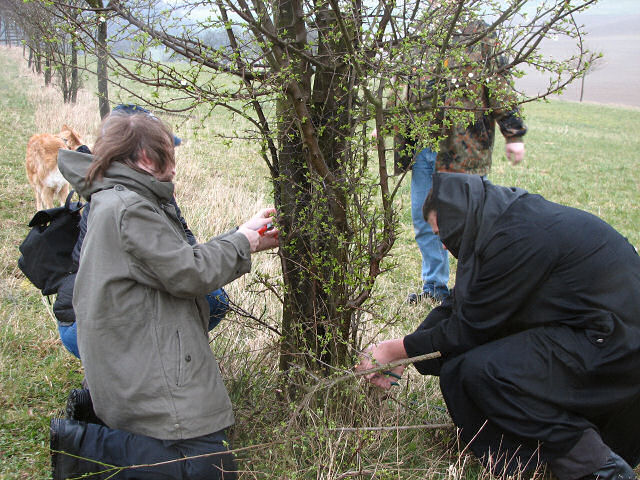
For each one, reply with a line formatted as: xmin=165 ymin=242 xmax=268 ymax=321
xmin=59 ymin=321 xmax=81 ymax=358
xmin=59 ymin=288 xmax=230 ymax=359
xmin=411 ymin=148 xmax=450 ymax=299
xmin=206 ymin=288 xmax=230 ymax=331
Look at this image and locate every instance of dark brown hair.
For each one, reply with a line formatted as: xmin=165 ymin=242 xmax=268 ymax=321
xmin=86 ymin=112 xmax=175 ymax=184
xmin=422 ymin=187 xmax=437 ymax=221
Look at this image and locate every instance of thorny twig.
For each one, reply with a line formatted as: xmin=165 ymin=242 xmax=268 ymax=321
xmin=53 ymin=418 xmax=453 ymax=477
xmin=288 ymin=351 xmax=442 ymax=428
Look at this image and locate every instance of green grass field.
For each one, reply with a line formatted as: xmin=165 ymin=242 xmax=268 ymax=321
xmin=0 ymin=45 xmax=638 ymax=479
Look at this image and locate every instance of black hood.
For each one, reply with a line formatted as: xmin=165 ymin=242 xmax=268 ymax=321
xmin=429 ymin=173 xmax=527 ymax=262
xmin=429 ymin=173 xmax=527 ymax=307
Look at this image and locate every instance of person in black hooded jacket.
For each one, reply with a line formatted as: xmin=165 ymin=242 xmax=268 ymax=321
xmin=357 ymin=173 xmax=640 ymax=479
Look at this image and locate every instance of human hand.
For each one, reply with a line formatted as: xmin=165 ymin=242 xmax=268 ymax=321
xmin=356 ymin=339 xmax=407 ymax=390
xmin=505 ymin=142 xmax=525 ymax=165
xmin=238 ymin=208 xmax=279 ymax=253
xmin=241 ymin=208 xmax=276 ymax=231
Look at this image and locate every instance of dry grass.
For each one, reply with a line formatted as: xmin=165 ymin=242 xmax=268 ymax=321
xmin=27 ymin=76 xmax=102 ymax=147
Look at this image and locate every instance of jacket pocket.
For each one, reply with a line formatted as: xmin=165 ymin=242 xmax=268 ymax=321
xmin=584 ymin=311 xmax=615 ymax=347
xmin=175 ymin=330 xmax=183 ymax=387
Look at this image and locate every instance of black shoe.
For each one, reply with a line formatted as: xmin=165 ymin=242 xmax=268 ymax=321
xmin=50 ymin=417 xmax=61 ymax=478
xmin=50 ymin=417 xmax=106 ymax=480
xmin=65 ymin=389 xmax=105 ymax=426
xmin=407 ymin=291 xmax=439 ymax=305
xmin=581 ymin=451 xmax=637 ymax=480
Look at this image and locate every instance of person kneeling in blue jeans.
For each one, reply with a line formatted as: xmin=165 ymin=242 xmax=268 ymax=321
xmin=54 ymin=197 xmax=231 ymax=359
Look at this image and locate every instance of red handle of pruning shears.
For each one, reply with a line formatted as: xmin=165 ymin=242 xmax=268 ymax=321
xmin=257 ymin=223 xmax=273 ymax=236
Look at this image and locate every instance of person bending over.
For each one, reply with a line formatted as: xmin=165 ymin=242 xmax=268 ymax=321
xmin=357 ymin=173 xmax=639 ymax=480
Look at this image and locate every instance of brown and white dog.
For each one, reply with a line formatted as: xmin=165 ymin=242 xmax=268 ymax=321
xmin=25 ymin=125 xmax=83 ymax=210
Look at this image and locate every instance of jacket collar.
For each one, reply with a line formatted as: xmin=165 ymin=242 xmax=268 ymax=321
xmin=57 ymin=149 xmax=175 ymax=204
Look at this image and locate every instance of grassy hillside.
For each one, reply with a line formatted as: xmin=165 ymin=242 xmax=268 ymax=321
xmin=0 ymin=45 xmax=638 ymax=479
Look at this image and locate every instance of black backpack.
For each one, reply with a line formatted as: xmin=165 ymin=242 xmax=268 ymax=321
xmin=18 ymin=191 xmax=84 ymax=296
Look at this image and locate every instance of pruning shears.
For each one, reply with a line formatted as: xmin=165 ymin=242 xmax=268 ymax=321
xmin=383 ymin=370 xmax=402 ymax=387
xmin=257 ymin=222 xmax=274 ymax=236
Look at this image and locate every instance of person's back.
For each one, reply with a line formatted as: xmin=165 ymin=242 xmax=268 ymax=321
xmin=494 ymin=195 xmax=640 ymax=319
xmin=466 ymin=194 xmax=640 ymax=361
xmin=419 ymin=190 xmax=640 ymax=357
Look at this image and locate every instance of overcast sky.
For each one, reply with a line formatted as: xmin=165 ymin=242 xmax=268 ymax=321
xmin=578 ymin=0 xmax=639 ymax=16
xmin=525 ymin=0 xmax=640 ymax=17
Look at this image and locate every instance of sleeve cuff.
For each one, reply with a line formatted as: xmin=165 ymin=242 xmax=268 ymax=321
xmin=403 ymin=331 xmax=443 ymax=376
xmin=219 ymin=229 xmax=252 ymax=276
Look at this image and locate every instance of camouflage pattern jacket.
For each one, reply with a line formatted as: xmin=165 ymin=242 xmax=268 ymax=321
xmin=397 ymin=20 xmax=527 ymax=176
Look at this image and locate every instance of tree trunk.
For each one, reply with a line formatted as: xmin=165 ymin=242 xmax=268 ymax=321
xmin=275 ymin=0 xmax=323 ymax=376
xmin=96 ymin=19 xmax=109 ymax=116
xmin=309 ymin=2 xmax=356 ymax=367
xmin=86 ymin=0 xmax=110 ymax=118
xmin=44 ymin=52 xmax=51 ymax=85
xmin=275 ymin=0 xmax=357 ymax=377
xmin=70 ymin=38 xmax=79 ymax=103
xmin=276 ymin=124 xmax=320 ymax=375
xmin=60 ymin=50 xmax=70 ymax=103
xmin=5 ymin=18 xmax=10 ymax=47
xmin=35 ymin=43 xmax=42 ymax=74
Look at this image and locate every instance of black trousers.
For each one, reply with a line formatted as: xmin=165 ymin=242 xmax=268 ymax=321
xmin=56 ymin=420 xmax=237 ymax=479
xmin=437 ymin=325 xmax=640 ymax=477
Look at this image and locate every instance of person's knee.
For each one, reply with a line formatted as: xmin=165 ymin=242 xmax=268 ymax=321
xmin=457 ymin=351 xmax=503 ymax=401
xmin=180 ymin=430 xmax=238 ymax=480
xmin=58 ymin=323 xmax=80 ymax=358
xmin=183 ymin=451 xmax=237 ymax=480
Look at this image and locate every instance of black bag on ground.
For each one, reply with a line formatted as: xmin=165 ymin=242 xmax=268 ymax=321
xmin=18 ymin=191 xmax=83 ymax=295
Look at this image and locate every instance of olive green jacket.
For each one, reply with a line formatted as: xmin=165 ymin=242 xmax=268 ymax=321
xmin=58 ymin=149 xmax=251 ymax=440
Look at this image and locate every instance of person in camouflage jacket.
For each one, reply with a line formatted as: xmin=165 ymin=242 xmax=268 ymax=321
xmin=396 ymin=17 xmax=527 ymax=303
xmin=433 ymin=20 xmax=527 ymax=174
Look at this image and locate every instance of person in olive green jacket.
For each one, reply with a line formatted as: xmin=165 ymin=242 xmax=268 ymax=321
xmin=52 ymin=111 xmax=279 ymax=479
